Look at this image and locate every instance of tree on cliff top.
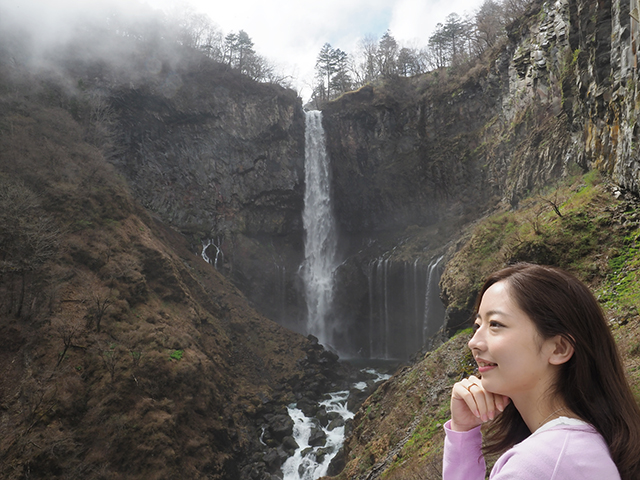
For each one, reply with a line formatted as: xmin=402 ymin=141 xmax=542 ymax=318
xmin=314 ymin=43 xmax=352 ymax=103
xmin=475 ymin=0 xmax=506 ymax=51
xmin=377 ymin=30 xmax=399 ymax=77
xmin=428 ymin=13 xmax=473 ymax=68
xmin=224 ymin=31 xmax=254 ymax=71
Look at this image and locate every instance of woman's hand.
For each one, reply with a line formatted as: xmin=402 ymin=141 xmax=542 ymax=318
xmin=450 ymin=375 xmax=510 ymax=432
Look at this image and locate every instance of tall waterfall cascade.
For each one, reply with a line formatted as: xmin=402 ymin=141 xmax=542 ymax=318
xmin=301 ymin=110 xmax=338 ymax=347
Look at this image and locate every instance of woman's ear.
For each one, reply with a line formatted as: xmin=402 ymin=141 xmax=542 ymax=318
xmin=548 ymin=335 xmax=574 ymax=365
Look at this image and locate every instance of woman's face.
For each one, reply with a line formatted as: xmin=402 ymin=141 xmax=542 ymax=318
xmin=468 ymin=280 xmax=559 ymax=401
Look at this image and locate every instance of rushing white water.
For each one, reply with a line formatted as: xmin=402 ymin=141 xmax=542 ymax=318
xmin=353 ymin=368 xmax=392 ymax=391
xmin=281 ymin=390 xmax=354 ymax=480
xmin=301 ymin=110 xmax=338 ymax=346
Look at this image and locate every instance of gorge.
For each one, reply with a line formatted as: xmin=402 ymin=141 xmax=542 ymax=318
xmin=2 ymin=0 xmax=640 ymax=479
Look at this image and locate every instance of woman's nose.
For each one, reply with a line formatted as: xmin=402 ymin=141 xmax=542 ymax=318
xmin=468 ymin=327 xmax=483 ymax=352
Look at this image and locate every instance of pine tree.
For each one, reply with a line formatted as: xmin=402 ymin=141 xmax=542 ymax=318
xmin=224 ymin=30 xmax=256 ymax=74
xmin=377 ymin=30 xmax=398 ymax=77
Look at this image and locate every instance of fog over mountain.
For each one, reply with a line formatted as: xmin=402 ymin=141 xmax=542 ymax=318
xmin=0 ymin=0 xmax=487 ymax=99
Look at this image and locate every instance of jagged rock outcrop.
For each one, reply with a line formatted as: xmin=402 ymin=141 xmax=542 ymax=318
xmin=567 ymin=0 xmax=640 ymax=192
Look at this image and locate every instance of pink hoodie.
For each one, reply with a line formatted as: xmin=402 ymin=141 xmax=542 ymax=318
xmin=443 ymin=417 xmax=621 ymax=479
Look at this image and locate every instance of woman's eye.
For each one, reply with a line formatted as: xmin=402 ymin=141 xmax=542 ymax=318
xmin=472 ymin=322 xmax=481 ymax=332
xmin=489 ymin=321 xmax=502 ymax=328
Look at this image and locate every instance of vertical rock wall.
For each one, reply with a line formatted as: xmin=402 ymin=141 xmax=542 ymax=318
xmin=111 ymin=64 xmax=308 ymax=332
xmin=318 ymin=0 xmax=640 ymax=355
xmin=557 ymin=0 xmax=640 ymax=191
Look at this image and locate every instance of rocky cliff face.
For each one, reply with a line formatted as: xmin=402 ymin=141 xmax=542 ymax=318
xmin=321 ymin=80 xmax=494 ymax=235
xmin=568 ymin=0 xmax=640 ymax=191
xmin=108 ymin=58 xmax=308 ymax=333
xmin=321 ymin=0 xmax=579 ymax=238
xmin=317 ymin=0 xmax=640 ymax=355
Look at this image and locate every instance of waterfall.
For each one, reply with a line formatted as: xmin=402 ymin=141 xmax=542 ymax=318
xmin=301 ymin=110 xmax=338 ymax=347
xmin=279 ymin=264 xmax=287 ymax=323
xmin=423 ymin=255 xmax=445 ymax=342
xmin=201 ymin=237 xmax=224 ymax=270
xmin=412 ymin=259 xmax=421 ymax=345
xmin=367 ymin=261 xmax=375 ymax=358
xmin=364 ymin=255 xmax=446 ymax=359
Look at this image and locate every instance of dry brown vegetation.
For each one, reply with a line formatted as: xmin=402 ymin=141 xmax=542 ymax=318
xmin=0 ymin=64 xmax=315 ymax=479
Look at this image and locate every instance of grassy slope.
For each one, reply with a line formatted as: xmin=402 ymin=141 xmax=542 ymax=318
xmin=327 ymin=170 xmax=640 ymax=479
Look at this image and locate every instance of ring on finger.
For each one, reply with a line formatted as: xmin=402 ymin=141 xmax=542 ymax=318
xmin=466 ymin=383 xmax=479 ymax=392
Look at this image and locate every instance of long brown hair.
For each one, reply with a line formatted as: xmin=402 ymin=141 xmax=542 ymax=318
xmin=476 ymin=263 xmax=640 ymax=480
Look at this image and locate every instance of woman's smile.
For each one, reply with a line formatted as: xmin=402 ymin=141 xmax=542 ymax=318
xmin=468 ymin=281 xmax=559 ymax=402
xmin=475 ymin=357 xmax=497 ymax=373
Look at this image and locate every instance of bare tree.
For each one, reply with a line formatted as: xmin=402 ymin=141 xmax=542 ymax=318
xmin=99 ymin=343 xmax=123 ymax=382
xmin=84 ymin=93 xmax=122 ymax=159
xmin=542 ymin=192 xmax=563 ymax=218
xmin=52 ymin=317 xmax=85 ymax=369
xmin=353 ymin=34 xmax=379 ymax=86
xmin=0 ymin=179 xmax=60 ymax=318
xmin=474 ymin=0 xmax=506 ymax=52
xmin=85 ymin=287 xmax=114 ymax=333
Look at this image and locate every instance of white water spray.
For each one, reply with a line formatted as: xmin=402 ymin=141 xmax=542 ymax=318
xmin=281 ymin=391 xmax=353 ymax=480
xmin=365 ymin=254 xmax=446 ymax=359
xmin=301 ymin=110 xmax=338 ymax=346
xmin=201 ymin=237 xmax=224 ymax=270
xmin=423 ymin=255 xmax=445 ymax=341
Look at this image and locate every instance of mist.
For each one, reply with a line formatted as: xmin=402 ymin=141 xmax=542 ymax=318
xmin=0 ymin=0 xmax=204 ymax=102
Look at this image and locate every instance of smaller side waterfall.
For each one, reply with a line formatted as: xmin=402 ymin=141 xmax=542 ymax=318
xmin=301 ymin=110 xmax=338 ymax=347
xmin=201 ymin=237 xmax=224 ymax=270
xmin=364 ymin=255 xmax=446 ymax=359
xmin=423 ymin=255 xmax=445 ymax=343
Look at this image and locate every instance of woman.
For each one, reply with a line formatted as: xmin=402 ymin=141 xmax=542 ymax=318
xmin=443 ymin=263 xmax=640 ymax=480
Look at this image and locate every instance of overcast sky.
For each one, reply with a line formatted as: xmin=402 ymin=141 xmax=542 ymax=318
xmin=2 ymin=0 xmax=487 ymax=99
xmin=168 ymin=0 xmax=487 ymax=98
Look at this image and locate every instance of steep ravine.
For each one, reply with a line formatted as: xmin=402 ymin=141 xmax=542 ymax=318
xmin=0 ymin=36 xmax=348 ymax=480
xmin=3 ymin=0 xmax=640 ymax=478
xmin=85 ymin=1 xmax=640 ymax=364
